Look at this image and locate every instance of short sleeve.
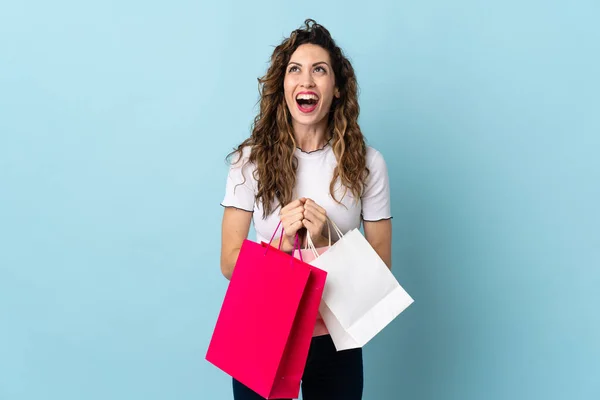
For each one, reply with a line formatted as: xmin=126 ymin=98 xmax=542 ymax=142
xmin=221 ymin=148 xmax=256 ymax=212
xmin=361 ymin=148 xmax=392 ymax=221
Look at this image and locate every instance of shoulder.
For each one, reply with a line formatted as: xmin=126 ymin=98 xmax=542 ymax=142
xmin=365 ymin=146 xmax=387 ymax=170
xmin=228 ymin=145 xmax=255 ymax=169
xmin=225 ymin=145 xmax=258 ymax=188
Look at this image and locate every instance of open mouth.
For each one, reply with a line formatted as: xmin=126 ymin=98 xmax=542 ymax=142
xmin=295 ymin=92 xmax=319 ymax=113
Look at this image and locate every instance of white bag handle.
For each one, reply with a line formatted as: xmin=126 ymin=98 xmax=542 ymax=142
xmin=304 ymin=217 xmax=331 ymax=252
xmin=305 ymin=216 xmax=344 ymax=259
xmin=327 ymin=216 xmax=344 ymax=240
xmin=306 ymin=232 xmax=320 ymax=259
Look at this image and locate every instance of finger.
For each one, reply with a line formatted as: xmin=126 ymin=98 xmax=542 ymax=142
xmin=283 ymin=219 xmax=303 ymax=235
xmin=304 ymin=201 xmax=327 ymax=215
xmin=282 ymin=205 xmax=305 ymax=218
xmin=303 ymin=219 xmax=323 ymax=240
xmin=290 ymin=219 xmax=304 ymax=231
xmin=283 ymin=210 xmax=304 ymax=224
xmin=304 ymin=200 xmax=327 ymax=216
xmin=302 ymin=218 xmax=315 ymax=234
xmin=304 ymin=209 xmax=326 ymax=224
xmin=280 ymin=199 xmax=304 ymax=214
xmin=293 ymin=198 xmax=307 ymax=208
xmin=291 ymin=205 xmax=306 ymax=216
xmin=283 ymin=217 xmax=305 ymax=236
xmin=304 ymin=205 xmax=326 ymax=218
xmin=303 ymin=209 xmax=315 ymax=222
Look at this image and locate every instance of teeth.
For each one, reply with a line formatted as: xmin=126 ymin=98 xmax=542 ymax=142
xmin=296 ymin=93 xmax=319 ymax=101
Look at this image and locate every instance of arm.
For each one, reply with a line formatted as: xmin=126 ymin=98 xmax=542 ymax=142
xmin=363 ymin=219 xmax=392 ymax=269
xmin=220 ymin=207 xmax=252 ymax=280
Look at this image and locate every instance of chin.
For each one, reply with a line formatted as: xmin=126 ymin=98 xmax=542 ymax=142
xmin=294 ymin=112 xmax=326 ymax=125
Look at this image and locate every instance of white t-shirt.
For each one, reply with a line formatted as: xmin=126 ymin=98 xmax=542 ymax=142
xmin=221 ymin=142 xmax=392 ymax=244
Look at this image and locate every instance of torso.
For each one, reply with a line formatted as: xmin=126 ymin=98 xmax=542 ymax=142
xmin=252 ymin=143 xmax=363 ymax=244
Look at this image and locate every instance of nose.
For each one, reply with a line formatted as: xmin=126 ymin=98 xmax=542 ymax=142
xmin=300 ymin=70 xmax=315 ymax=88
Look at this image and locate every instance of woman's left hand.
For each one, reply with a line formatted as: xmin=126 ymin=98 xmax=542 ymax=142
xmin=302 ymin=198 xmax=329 ymax=248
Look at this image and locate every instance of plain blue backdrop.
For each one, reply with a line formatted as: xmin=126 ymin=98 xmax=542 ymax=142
xmin=1 ymin=1 xmax=599 ymax=399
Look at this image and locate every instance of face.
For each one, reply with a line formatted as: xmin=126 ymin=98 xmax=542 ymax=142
xmin=283 ymin=44 xmax=340 ymax=129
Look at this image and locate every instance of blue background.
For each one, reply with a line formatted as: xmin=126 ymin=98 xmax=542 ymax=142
xmin=1 ymin=1 xmax=599 ymax=399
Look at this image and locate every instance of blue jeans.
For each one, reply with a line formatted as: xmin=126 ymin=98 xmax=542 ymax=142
xmin=232 ymin=335 xmax=363 ymax=400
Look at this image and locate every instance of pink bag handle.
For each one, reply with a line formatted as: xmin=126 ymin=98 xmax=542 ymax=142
xmin=265 ymin=221 xmax=304 ymax=263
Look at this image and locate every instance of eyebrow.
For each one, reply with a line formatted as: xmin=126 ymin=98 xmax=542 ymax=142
xmin=287 ymin=61 xmax=330 ymax=68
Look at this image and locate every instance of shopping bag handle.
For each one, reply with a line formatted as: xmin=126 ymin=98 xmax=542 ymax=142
xmin=306 ymin=231 xmax=320 ymax=259
xmin=265 ymin=221 xmax=304 ymax=263
xmin=305 ymin=216 xmax=344 ymax=259
xmin=303 ymin=218 xmax=332 ymax=251
xmin=302 ymin=215 xmax=344 ymax=251
xmin=327 ymin=216 xmax=344 ymax=239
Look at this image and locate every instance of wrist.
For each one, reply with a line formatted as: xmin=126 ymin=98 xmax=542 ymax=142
xmin=310 ymin=233 xmax=328 ymax=248
xmin=281 ymin=235 xmax=296 ymax=253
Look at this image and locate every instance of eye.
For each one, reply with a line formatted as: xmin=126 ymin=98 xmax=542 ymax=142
xmin=288 ymin=65 xmax=300 ymax=73
xmin=314 ymin=66 xmax=327 ymax=73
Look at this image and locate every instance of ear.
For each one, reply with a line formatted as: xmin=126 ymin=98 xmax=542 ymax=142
xmin=334 ymin=88 xmax=341 ymax=98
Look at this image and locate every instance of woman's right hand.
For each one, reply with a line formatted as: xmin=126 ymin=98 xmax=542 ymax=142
xmin=278 ymin=198 xmax=306 ymax=252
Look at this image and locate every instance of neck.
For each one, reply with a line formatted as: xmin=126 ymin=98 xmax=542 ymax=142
xmin=292 ymin=119 xmax=330 ymax=152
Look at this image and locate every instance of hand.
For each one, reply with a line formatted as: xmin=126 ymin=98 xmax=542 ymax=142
xmin=302 ymin=198 xmax=329 ymax=248
xmin=278 ymin=198 xmax=307 ymax=252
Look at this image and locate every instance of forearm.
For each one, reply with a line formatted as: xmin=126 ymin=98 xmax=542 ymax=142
xmin=364 ymin=219 xmax=392 ymax=269
xmin=220 ymin=248 xmax=242 ymax=280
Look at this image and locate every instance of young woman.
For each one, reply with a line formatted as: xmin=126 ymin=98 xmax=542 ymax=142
xmin=220 ymin=19 xmax=392 ymax=400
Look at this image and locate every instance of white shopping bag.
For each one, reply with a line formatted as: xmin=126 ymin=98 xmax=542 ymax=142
xmin=306 ymin=219 xmax=414 ymax=351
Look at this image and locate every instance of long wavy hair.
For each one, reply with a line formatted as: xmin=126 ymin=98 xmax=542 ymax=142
xmin=228 ymin=19 xmax=368 ymax=218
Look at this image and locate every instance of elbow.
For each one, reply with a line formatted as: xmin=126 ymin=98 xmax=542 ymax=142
xmin=220 ymin=248 xmax=241 ymax=281
xmin=220 ymin=253 xmax=235 ymax=280
xmin=220 ymin=262 xmax=233 ymax=280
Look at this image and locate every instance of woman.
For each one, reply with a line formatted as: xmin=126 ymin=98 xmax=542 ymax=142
xmin=220 ymin=19 xmax=392 ymax=400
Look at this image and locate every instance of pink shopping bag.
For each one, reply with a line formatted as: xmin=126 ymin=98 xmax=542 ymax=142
xmin=206 ymin=224 xmax=326 ymax=399
xmin=292 ymin=245 xmax=330 ymax=337
xmin=292 ymin=232 xmax=332 ymax=337
xmin=259 ymin=241 xmax=327 ymax=397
